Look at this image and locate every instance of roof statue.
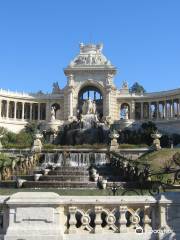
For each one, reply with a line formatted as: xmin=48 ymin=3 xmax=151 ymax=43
xmin=122 ymin=80 xmax=128 ymax=89
xmin=52 ymin=82 xmax=61 ymax=94
xmin=68 ymin=43 xmax=112 ymax=67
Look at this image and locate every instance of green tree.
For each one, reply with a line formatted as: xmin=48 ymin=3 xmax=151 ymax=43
xmin=16 ymin=131 xmax=33 ymax=146
xmin=130 ymin=82 xmax=146 ymax=94
xmin=141 ymin=121 xmax=157 ymax=145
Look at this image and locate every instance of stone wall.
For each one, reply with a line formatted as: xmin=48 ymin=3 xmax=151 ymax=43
xmin=0 ymin=192 xmax=179 ymax=240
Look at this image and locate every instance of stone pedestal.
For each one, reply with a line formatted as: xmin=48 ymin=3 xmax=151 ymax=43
xmin=4 ymin=192 xmax=62 ymax=240
xmin=109 ymin=130 xmax=119 ymax=151
xmin=47 ymin=119 xmax=62 ymax=132
xmin=151 ymin=131 xmax=162 ymax=150
xmin=32 ymin=133 xmax=43 ymax=153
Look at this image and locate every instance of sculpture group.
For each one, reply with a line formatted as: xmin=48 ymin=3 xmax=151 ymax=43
xmin=82 ymin=99 xmax=96 ymax=115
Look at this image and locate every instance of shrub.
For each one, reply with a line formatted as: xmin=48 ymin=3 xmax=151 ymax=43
xmin=173 ymin=152 xmax=180 ymax=165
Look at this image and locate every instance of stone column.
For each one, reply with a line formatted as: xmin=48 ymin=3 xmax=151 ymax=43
xmin=172 ymin=99 xmax=175 ymax=118
xmin=14 ymin=101 xmax=17 ymax=120
xmin=22 ymin=102 xmax=25 ymax=120
xmin=140 ymin=102 xmax=143 ymax=120
xmin=178 ymin=99 xmax=180 ymax=118
xmin=170 ymin=100 xmax=173 ymax=118
xmin=6 ymin=100 xmax=9 ymax=119
xmin=0 ymin=99 xmax=1 ymax=118
xmin=30 ymin=103 xmax=32 ymax=121
xmin=165 ymin=101 xmax=168 ymax=119
xmin=163 ymin=101 xmax=166 ymax=119
xmin=149 ymin=102 xmax=151 ymax=120
xmin=38 ymin=103 xmax=41 ymax=121
xmin=156 ymin=101 xmax=159 ymax=120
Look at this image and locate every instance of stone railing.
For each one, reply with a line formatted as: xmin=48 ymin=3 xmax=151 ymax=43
xmin=0 ymin=192 xmax=179 ymax=240
xmin=66 ymin=196 xmax=155 ymax=235
xmin=0 ymin=88 xmax=32 ymax=98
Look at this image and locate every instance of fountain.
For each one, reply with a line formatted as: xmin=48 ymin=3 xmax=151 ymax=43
xmin=50 ymin=99 xmax=110 ymax=145
xmin=1 ymin=99 xmax=151 ymax=190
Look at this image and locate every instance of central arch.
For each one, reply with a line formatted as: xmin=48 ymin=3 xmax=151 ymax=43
xmin=78 ymin=84 xmax=103 ymax=118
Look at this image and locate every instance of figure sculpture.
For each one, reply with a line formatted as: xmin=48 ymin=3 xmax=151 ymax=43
xmin=52 ymin=82 xmax=61 ymax=94
xmin=122 ymin=80 xmax=128 ymax=89
xmin=82 ymin=99 xmax=96 ymax=115
xmin=124 ymin=106 xmax=129 ymax=120
xmin=51 ymin=106 xmax=56 ymax=121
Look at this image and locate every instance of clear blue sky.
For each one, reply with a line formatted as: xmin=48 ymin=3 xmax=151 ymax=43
xmin=0 ymin=0 xmax=180 ymax=93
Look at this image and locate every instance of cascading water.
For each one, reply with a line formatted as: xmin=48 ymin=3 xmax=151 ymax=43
xmin=41 ymin=152 xmax=108 ymax=168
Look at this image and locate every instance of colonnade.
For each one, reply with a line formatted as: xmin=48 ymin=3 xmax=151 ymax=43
xmin=0 ymin=99 xmax=46 ymax=121
xmin=135 ymin=99 xmax=180 ymax=120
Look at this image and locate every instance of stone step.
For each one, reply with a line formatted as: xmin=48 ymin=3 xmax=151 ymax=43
xmin=23 ymin=181 xmax=97 ymax=188
xmin=39 ymin=175 xmax=89 ymax=182
xmin=0 ymin=181 xmax=16 ymax=188
xmin=55 ymin=166 xmax=88 ymax=171
xmin=48 ymin=170 xmax=89 ymax=176
xmin=13 ymin=175 xmax=34 ymax=181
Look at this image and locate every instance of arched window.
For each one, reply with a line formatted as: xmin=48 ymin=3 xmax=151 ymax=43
xmin=120 ymin=103 xmax=130 ymax=119
xmin=78 ymin=86 xmax=103 ymax=117
xmin=51 ymin=103 xmax=60 ymax=118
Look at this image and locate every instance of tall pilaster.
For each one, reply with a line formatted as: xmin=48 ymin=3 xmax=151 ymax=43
xmin=66 ymin=74 xmax=74 ymax=120
xmin=104 ymin=73 xmax=114 ymax=119
xmin=105 ymin=87 xmax=111 ymax=117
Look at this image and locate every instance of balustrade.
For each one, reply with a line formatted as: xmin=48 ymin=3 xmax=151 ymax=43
xmin=0 ymin=193 xmax=179 ymax=239
xmin=66 ymin=199 xmax=155 ymax=234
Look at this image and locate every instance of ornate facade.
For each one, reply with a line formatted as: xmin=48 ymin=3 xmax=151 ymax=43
xmin=0 ymin=43 xmax=180 ymax=133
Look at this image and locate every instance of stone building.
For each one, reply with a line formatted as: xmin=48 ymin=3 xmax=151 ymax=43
xmin=0 ymin=43 xmax=180 ymax=133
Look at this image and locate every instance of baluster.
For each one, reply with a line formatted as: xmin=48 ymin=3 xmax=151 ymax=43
xmin=143 ymin=205 xmax=152 ymax=232
xmin=94 ymin=206 xmax=102 ymax=233
xmin=159 ymin=204 xmax=168 ymax=230
xmin=151 ymin=205 xmax=157 ymax=230
xmin=119 ymin=205 xmax=128 ymax=233
xmin=68 ymin=206 xmax=77 ymax=233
